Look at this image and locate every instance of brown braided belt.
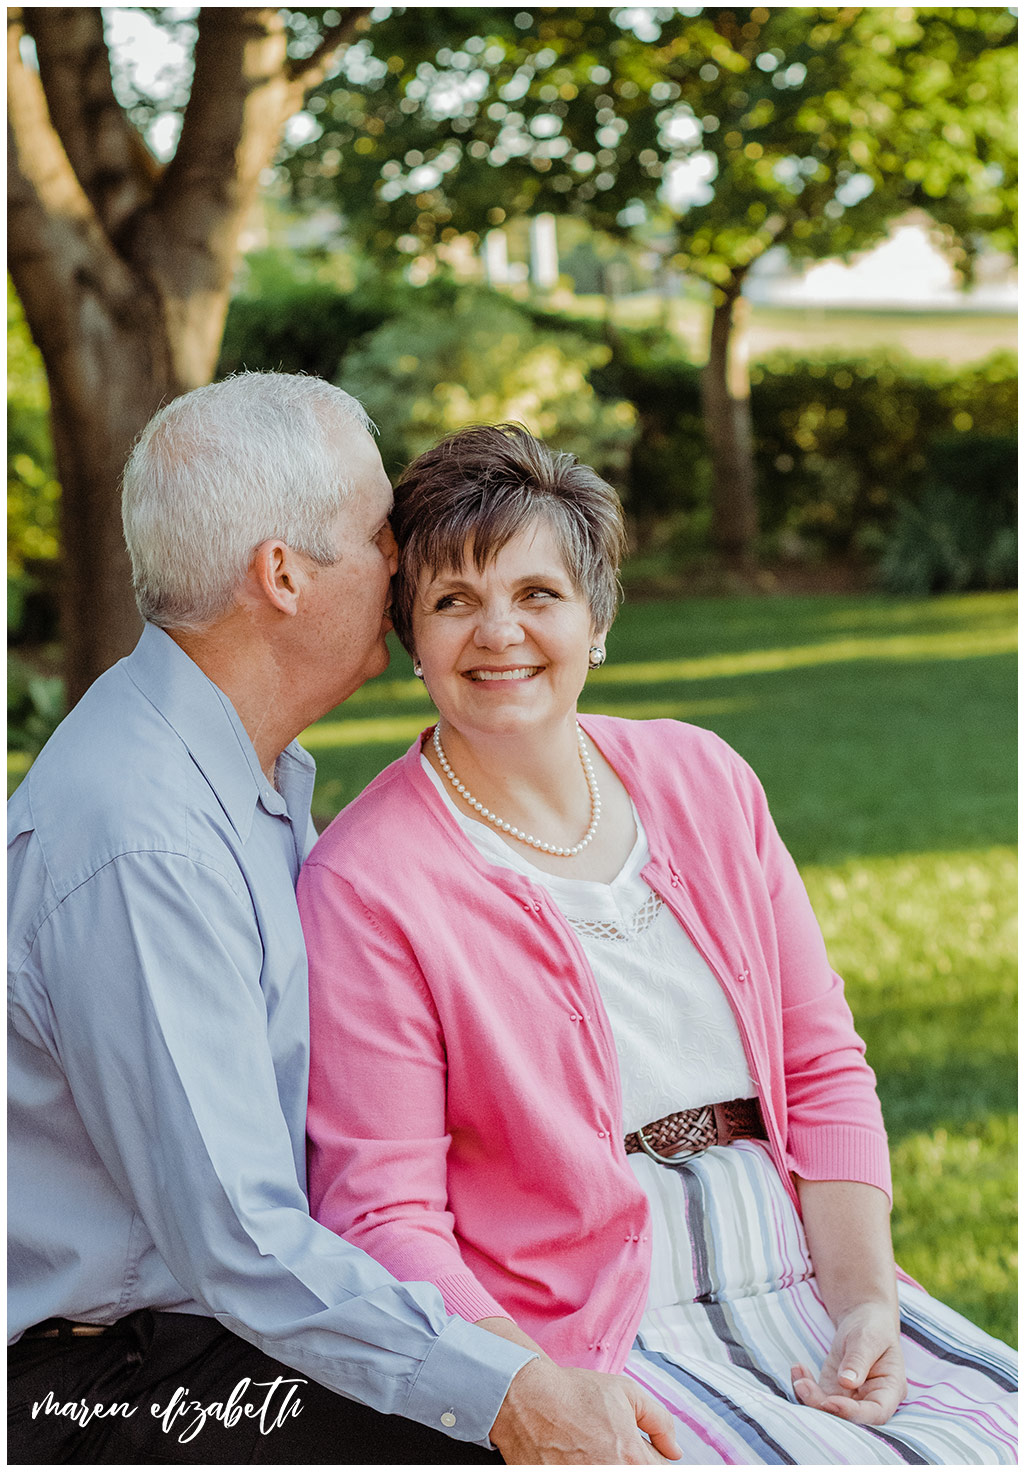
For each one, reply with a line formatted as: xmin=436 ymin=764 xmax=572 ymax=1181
xmin=624 ymin=1098 xmax=765 ymax=1164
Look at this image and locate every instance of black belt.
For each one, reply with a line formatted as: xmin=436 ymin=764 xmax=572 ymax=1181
xmin=624 ymin=1098 xmax=765 ymax=1163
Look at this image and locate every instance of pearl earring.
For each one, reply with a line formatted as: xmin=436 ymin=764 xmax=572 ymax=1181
xmin=588 ymin=646 xmax=606 ymax=670
xmin=413 ymin=662 xmax=424 ymax=680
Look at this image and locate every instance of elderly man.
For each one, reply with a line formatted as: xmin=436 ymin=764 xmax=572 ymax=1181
xmin=7 ymin=374 xmax=678 ymax=1465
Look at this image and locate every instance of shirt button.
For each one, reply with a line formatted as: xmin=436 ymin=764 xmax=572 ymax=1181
xmin=737 ymin=968 xmax=751 ymax=984
xmin=441 ymin=1410 xmax=457 ymax=1428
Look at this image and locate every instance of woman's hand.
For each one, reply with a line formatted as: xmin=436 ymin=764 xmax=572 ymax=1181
xmin=791 ymin=1178 xmax=906 ymax=1425
xmin=791 ymin=1300 xmax=906 ymax=1425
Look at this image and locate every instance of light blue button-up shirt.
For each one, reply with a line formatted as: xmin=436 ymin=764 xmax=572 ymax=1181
xmin=8 ymin=624 xmax=531 ymax=1442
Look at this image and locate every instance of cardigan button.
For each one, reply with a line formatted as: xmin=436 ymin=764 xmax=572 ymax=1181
xmin=737 ymin=968 xmax=751 ymax=984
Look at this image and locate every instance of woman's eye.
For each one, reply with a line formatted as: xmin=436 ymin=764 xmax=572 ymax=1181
xmin=434 ymin=594 xmax=463 ymax=611
xmin=524 ymin=588 xmax=559 ymax=601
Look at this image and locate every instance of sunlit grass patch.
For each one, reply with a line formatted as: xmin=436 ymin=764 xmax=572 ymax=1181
xmin=590 ymin=622 xmax=1015 ymax=688
xmin=8 ymin=750 xmax=31 ymax=783
xmin=891 ymin=1117 xmax=1017 ymax=1346
xmin=803 ymin=847 xmax=1017 ymax=1345
xmin=803 ymin=849 xmax=1017 ymax=1135
xmin=303 ymin=713 xmax=433 ymax=750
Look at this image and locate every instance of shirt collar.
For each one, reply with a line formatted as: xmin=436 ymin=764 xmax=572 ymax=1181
xmin=124 ymin=623 xmax=315 ymax=841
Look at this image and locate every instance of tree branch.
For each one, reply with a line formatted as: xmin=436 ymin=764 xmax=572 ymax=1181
xmin=146 ymin=8 xmax=369 ymax=295
xmin=143 ymin=11 xmax=286 ymax=270
xmin=285 ymin=9 xmax=371 ymax=90
xmin=23 ymin=7 xmax=159 ymax=238
xmin=7 ymin=11 xmax=137 ymax=346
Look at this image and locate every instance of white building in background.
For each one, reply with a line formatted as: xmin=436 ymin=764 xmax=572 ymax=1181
xmin=483 ymin=229 xmax=511 ymax=286
xmin=745 ymin=224 xmax=1017 ymax=313
xmin=529 ymin=214 xmax=560 ymax=291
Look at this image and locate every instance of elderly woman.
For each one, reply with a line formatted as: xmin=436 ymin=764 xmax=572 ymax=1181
xmin=297 ymin=425 xmax=1016 ymax=1465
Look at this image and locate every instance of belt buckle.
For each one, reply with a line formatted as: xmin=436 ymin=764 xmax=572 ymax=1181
xmin=635 ymin=1104 xmax=715 ymax=1165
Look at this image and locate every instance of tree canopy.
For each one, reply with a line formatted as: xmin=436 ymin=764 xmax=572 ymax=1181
xmin=285 ymin=5 xmax=1016 ymax=566
xmin=289 ymin=6 xmax=1017 ymax=277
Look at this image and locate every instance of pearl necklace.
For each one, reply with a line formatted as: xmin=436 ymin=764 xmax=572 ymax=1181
xmin=432 ymin=722 xmax=602 ymax=857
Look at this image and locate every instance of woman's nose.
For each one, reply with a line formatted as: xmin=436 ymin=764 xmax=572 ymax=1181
xmin=473 ymin=604 xmax=525 ymax=649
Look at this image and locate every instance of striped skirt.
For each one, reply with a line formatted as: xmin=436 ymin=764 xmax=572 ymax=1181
xmin=623 ymin=1141 xmax=1017 ymax=1464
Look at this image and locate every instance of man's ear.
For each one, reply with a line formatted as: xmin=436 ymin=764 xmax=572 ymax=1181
xmin=246 ymin=539 xmax=308 ymax=617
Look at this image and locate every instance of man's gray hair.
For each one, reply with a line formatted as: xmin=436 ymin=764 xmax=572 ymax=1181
xmin=122 ymin=372 xmax=374 ymax=631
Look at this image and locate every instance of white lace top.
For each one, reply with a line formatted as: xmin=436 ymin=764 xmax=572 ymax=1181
xmin=421 ymin=756 xmax=755 ymax=1133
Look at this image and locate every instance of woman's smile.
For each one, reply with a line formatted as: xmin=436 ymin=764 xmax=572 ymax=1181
xmin=464 ymin=665 xmax=543 ymax=683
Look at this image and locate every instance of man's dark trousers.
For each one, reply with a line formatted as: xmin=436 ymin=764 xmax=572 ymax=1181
xmin=8 ymin=1311 xmax=505 ymax=1464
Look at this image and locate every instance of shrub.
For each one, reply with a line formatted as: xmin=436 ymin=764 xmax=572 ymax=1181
xmin=336 ymin=288 xmax=637 ymax=481
xmin=217 ymin=250 xmax=398 ymax=380
xmin=7 ymin=654 xmax=64 ymax=756
xmin=749 ymin=351 xmax=1017 ymax=560
xmin=878 ymin=434 xmax=1018 ymax=594
xmin=530 ymin=308 xmax=1017 ymax=572
xmin=8 ymin=279 xmax=61 ymax=574
xmin=588 ymin=333 xmax=706 ymax=545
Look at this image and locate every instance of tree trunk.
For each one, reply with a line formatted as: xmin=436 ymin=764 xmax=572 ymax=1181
xmin=44 ymin=300 xmax=205 ymax=707
xmin=14 ymin=256 xmax=231 ymax=707
xmin=700 ymin=278 xmax=758 ymax=574
xmin=8 ymin=6 xmax=367 ymax=705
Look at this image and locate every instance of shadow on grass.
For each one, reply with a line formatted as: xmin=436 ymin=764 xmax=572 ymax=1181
xmin=875 ymin=1057 xmax=1018 ymax=1142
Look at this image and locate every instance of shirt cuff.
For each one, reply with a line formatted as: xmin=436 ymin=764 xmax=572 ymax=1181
xmin=401 ymin=1314 xmax=537 ymax=1446
xmin=786 ymin=1123 xmax=893 ymax=1204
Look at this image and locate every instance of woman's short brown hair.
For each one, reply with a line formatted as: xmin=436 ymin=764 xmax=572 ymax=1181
xmin=389 ymin=424 xmax=627 ymax=653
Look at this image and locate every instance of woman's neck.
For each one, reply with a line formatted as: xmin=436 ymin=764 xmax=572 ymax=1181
xmin=425 ymin=714 xmax=638 ymax=883
xmin=429 ymin=715 xmax=588 ymax=829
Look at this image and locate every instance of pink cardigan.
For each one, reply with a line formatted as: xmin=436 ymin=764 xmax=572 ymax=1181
xmin=299 ymin=717 xmax=891 ymax=1375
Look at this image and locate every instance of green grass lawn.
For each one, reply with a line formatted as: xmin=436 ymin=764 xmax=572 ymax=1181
xmin=304 ymin=589 xmax=1017 ymax=1344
